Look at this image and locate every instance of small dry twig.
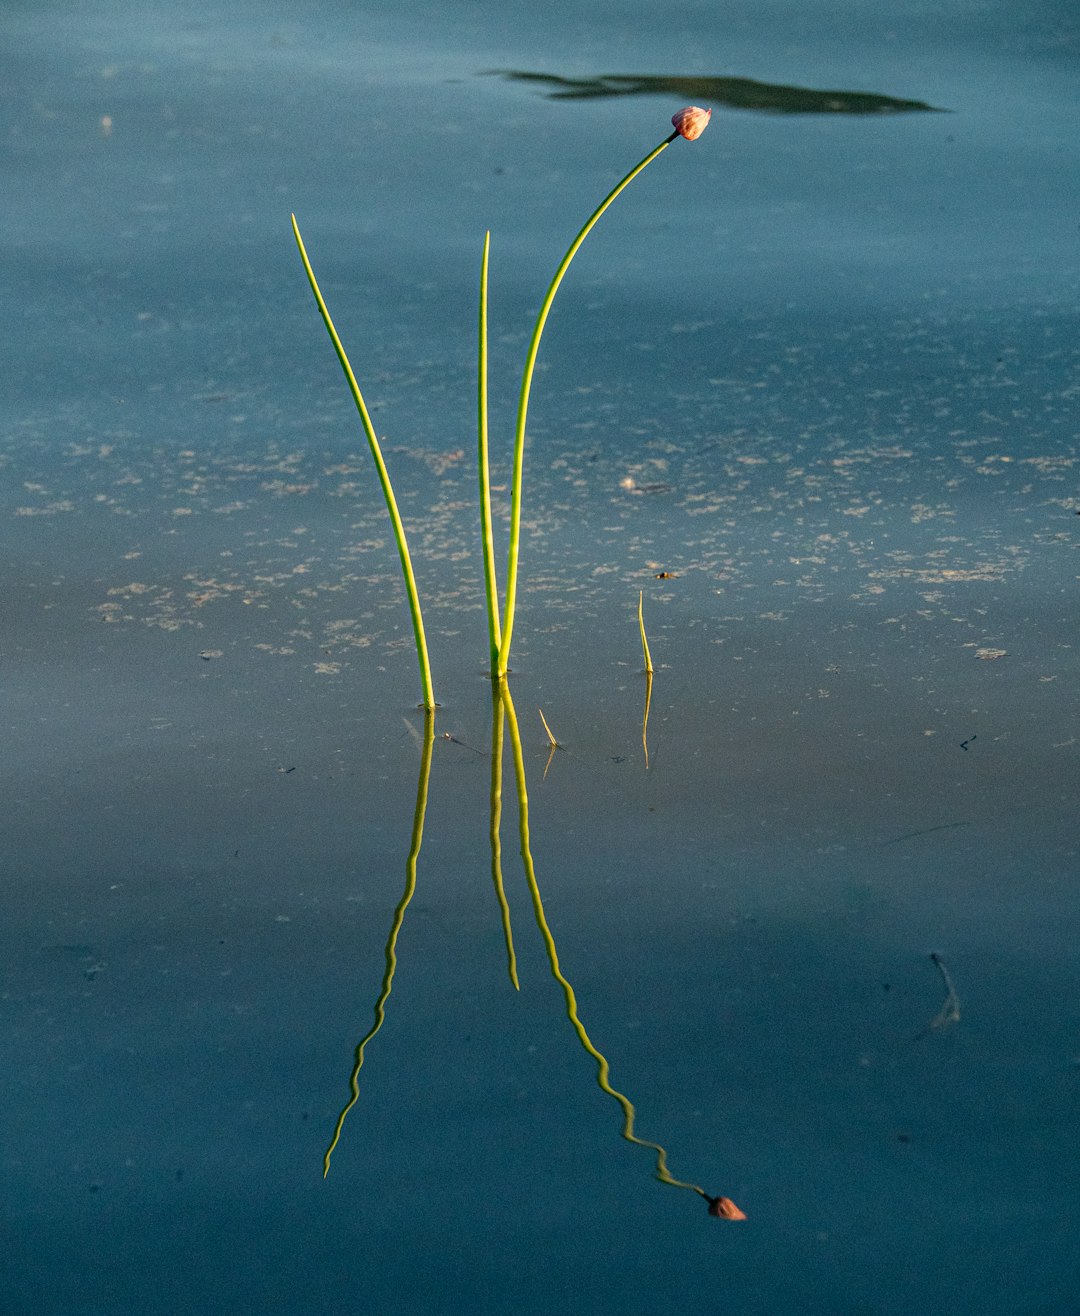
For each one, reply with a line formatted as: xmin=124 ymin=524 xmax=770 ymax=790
xmin=538 ymin=708 xmax=562 ymax=749
xmin=910 ymin=952 xmax=961 ymax=1044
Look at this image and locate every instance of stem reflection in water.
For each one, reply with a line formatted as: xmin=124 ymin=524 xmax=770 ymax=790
xmin=498 ymin=683 xmax=745 ymax=1219
xmin=322 ymin=691 xmax=744 ymax=1217
xmin=322 ymin=709 xmax=436 ymax=1178
xmin=641 ymin=669 xmax=653 ymax=771
xmin=488 ymin=686 xmax=520 ymax=990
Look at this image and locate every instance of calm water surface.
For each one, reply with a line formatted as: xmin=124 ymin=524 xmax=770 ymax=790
xmin=2 ymin=2 xmax=1078 ymax=1312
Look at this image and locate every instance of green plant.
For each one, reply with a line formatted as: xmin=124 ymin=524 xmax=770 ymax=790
xmin=291 ymin=215 xmax=436 ymax=710
xmin=294 ymin=107 xmax=711 ymax=694
xmin=494 ymin=106 xmax=711 ymax=679
xmin=477 ymin=231 xmax=501 ymax=672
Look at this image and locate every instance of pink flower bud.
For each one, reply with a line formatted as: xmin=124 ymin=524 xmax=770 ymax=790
xmin=671 ymin=105 xmax=712 ymax=141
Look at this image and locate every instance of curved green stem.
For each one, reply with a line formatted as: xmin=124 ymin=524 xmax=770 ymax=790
xmin=477 ymin=231 xmax=502 ymax=671
xmin=496 ymin=131 xmax=679 ymax=677
xmin=292 ymin=214 xmax=436 ymax=710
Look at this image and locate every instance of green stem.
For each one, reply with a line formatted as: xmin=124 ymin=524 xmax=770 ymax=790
xmin=291 ymin=214 xmax=436 ymax=711
xmin=496 ymin=131 xmax=679 ymax=678
xmin=477 ymin=231 xmax=502 ymax=671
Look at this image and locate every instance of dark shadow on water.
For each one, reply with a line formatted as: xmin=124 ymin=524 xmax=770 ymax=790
xmin=489 ymin=70 xmax=946 ymax=115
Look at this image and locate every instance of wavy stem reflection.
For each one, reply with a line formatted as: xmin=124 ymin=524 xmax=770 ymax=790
xmin=499 ymin=683 xmax=744 ymax=1218
xmin=323 ymin=709 xmax=436 ymax=1177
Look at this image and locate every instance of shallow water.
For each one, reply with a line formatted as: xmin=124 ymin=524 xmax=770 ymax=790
xmin=3 ymin=2 xmax=1079 ymax=1312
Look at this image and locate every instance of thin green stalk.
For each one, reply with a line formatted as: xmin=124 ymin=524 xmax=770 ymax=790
xmin=477 ymin=231 xmax=502 ymax=670
xmin=638 ymin=590 xmax=654 ymax=675
xmin=291 ymin=214 xmax=436 ymax=710
xmin=496 ymin=130 xmax=680 ymax=678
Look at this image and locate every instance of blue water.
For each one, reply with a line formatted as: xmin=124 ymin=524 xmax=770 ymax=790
xmin=2 ymin=2 xmax=1079 ymax=1312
